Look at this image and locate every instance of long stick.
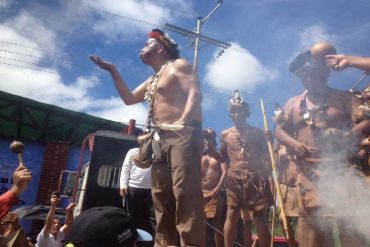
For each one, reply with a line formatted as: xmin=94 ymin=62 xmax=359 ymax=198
xmin=260 ymin=98 xmax=292 ymax=245
xmin=270 ymin=147 xmax=279 ymax=247
xmin=270 ymin=184 xmax=276 ymax=247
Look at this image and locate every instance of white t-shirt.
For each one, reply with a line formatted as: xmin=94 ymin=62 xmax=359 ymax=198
xmin=36 ymin=227 xmax=65 ymax=247
xmin=119 ymin=148 xmax=152 ymax=189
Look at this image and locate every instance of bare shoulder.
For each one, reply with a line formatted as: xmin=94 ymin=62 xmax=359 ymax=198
xmin=283 ymin=92 xmax=305 ymax=113
xmin=220 ymin=127 xmax=234 ymax=140
xmin=171 ymin=58 xmax=193 ymax=73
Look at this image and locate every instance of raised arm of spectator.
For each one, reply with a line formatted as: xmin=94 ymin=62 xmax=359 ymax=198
xmin=61 ymin=203 xmax=75 ymax=234
xmin=42 ymin=193 xmax=60 ymax=237
xmin=326 ymin=54 xmax=370 ymax=73
xmin=0 ymin=166 xmax=32 ymax=220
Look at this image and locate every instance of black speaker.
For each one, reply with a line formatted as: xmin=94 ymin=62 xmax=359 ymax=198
xmin=76 ymin=130 xmax=138 ymax=213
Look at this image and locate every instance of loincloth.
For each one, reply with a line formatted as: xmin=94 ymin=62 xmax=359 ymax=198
xmin=203 ymin=190 xmax=225 ymax=219
xmin=279 ymin=184 xmax=298 ymax=217
xmin=226 ymin=168 xmax=273 ymax=213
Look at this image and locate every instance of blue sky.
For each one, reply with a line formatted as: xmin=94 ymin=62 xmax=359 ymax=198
xmin=1 ymin=0 xmax=369 ymax=138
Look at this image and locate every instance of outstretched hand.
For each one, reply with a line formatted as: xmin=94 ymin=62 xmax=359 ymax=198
xmin=89 ymin=56 xmax=115 ymax=71
xmin=326 ymin=54 xmax=349 ymax=71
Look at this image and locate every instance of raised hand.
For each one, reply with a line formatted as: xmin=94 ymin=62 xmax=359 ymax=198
xmin=326 ymin=54 xmax=349 ymax=71
xmin=11 ymin=166 xmax=32 ymax=196
xmin=89 ymin=56 xmax=115 ymax=71
xmin=50 ymin=192 xmax=60 ymax=207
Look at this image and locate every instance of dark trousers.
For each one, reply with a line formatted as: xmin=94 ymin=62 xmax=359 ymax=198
xmin=127 ymin=187 xmax=156 ymax=247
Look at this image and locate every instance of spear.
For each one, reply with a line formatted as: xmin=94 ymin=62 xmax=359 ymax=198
xmin=260 ymin=98 xmax=293 ymax=246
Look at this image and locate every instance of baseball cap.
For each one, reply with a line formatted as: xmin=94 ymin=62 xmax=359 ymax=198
xmin=65 ymin=206 xmax=152 ymax=247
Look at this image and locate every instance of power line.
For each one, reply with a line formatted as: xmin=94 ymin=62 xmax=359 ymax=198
xmin=0 ymin=61 xmax=59 ymax=75
xmin=0 ymin=47 xmax=97 ymax=71
xmin=89 ymin=7 xmax=160 ymax=29
xmin=0 ymin=40 xmax=68 ymax=59
xmin=136 ymin=0 xmax=198 ymax=18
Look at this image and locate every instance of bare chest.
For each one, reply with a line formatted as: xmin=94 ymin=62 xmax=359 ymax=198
xmin=292 ymin=97 xmax=351 ymax=130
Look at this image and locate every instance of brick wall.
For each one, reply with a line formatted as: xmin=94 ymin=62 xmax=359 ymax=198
xmin=35 ymin=141 xmax=70 ymax=204
xmin=31 ymin=141 xmax=70 ymax=238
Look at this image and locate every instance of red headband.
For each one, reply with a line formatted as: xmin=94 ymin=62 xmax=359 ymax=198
xmin=148 ymin=31 xmax=162 ymax=40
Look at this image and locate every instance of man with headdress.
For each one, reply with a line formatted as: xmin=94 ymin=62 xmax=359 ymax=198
xmin=201 ymin=128 xmax=227 ymax=247
xmin=275 ymin=42 xmax=370 ymax=247
xmin=221 ymin=91 xmax=273 ymax=247
xmin=90 ymin=29 xmax=204 ymax=246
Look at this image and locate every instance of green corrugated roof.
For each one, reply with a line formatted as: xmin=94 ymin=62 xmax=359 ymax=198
xmin=0 ymin=90 xmax=129 ymax=143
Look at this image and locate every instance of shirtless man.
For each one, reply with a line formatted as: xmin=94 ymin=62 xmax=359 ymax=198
xmin=275 ymin=144 xmax=298 ymax=247
xmin=221 ymin=91 xmax=273 ymax=247
xmin=275 ymin=42 xmax=370 ymax=247
xmin=202 ymin=128 xmax=227 ymax=247
xmin=90 ymin=29 xmax=204 ymax=247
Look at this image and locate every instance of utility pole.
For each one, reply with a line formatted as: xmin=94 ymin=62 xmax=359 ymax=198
xmin=164 ymin=0 xmax=231 ymax=72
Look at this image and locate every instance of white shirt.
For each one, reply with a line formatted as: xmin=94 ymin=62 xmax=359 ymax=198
xmin=36 ymin=227 xmax=65 ymax=247
xmin=119 ymin=148 xmax=152 ymax=189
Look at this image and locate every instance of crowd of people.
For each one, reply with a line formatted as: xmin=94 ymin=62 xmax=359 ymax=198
xmin=1 ymin=28 xmax=370 ymax=247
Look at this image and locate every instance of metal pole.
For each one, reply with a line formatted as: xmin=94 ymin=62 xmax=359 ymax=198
xmin=193 ymin=17 xmax=202 ymax=71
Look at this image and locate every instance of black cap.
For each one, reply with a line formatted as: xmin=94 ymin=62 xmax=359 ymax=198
xmin=289 ymin=50 xmax=311 ymax=73
xmin=65 ymin=206 xmax=152 ymax=247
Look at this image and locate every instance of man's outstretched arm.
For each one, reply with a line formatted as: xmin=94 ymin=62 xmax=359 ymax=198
xmin=42 ymin=193 xmax=59 ymax=238
xmin=90 ymin=56 xmax=147 ymax=105
xmin=326 ymin=54 xmax=370 ymax=73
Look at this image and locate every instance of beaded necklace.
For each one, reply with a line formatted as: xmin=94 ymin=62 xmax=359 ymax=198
xmin=143 ymin=61 xmax=171 ymax=132
xmin=299 ymin=90 xmax=330 ymax=126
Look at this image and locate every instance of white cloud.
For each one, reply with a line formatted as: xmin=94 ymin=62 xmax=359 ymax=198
xmin=204 ymin=42 xmax=278 ymax=93
xmin=0 ymin=0 xmax=12 ymax=10
xmin=0 ymin=18 xmax=147 ymax=124
xmin=81 ymin=0 xmax=192 ymax=42
xmin=4 ymin=11 xmax=64 ymax=59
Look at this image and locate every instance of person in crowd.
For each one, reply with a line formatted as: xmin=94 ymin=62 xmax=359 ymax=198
xmin=65 ymin=206 xmax=152 ymax=247
xmin=201 ymin=128 xmax=227 ymax=247
xmin=0 ymin=166 xmax=32 ymax=220
xmin=36 ymin=193 xmax=74 ymax=247
xmin=0 ymin=212 xmax=33 ymax=247
xmin=90 ymin=28 xmax=204 ymax=246
xmin=120 ymin=147 xmax=155 ymax=247
xmin=275 ymin=144 xmax=298 ymax=247
xmin=221 ymin=91 xmax=273 ymax=247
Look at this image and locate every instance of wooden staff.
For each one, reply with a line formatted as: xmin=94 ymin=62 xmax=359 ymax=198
xmin=270 ymin=185 xmax=277 ymax=247
xmin=270 ymin=147 xmax=278 ymax=247
xmin=260 ymin=98 xmax=292 ymax=245
xmin=10 ymin=140 xmax=26 ymax=168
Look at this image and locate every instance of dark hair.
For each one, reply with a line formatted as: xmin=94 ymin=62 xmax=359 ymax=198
xmin=148 ymin=29 xmax=180 ymax=59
